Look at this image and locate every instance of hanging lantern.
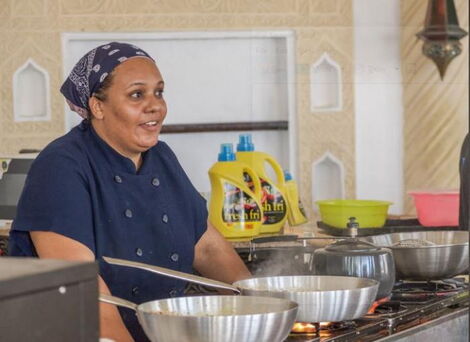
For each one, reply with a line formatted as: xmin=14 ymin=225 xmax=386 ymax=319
xmin=416 ymin=0 xmax=468 ymax=79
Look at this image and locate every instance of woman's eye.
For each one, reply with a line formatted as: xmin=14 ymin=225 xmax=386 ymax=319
xmin=130 ymin=91 xmax=142 ymax=99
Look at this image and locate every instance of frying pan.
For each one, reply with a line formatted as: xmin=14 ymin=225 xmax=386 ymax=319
xmin=100 ymin=294 xmax=298 ymax=342
xmin=103 ymin=257 xmax=379 ymax=322
xmin=361 ymin=231 xmax=469 ymax=280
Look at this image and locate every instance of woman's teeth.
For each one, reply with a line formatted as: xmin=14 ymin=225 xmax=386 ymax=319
xmin=144 ymin=121 xmax=157 ymax=126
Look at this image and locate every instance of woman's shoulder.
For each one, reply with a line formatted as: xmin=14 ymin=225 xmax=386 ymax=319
xmin=153 ymin=139 xmax=171 ymax=153
xmin=145 ymin=140 xmax=188 ymax=180
xmin=151 ymin=140 xmax=178 ymax=162
xmin=33 ymin=125 xmax=90 ymax=172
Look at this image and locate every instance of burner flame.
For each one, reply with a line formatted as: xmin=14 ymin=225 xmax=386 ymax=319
xmin=291 ymin=322 xmax=331 ymax=334
xmin=367 ymin=296 xmax=390 ymax=314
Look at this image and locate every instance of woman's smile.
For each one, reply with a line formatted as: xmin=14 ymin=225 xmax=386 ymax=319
xmin=139 ymin=119 xmax=161 ymax=131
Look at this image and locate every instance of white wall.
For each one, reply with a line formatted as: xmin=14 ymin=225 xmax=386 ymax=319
xmin=354 ymin=0 xmax=404 ymax=214
xmin=62 ymin=31 xmax=296 ymax=193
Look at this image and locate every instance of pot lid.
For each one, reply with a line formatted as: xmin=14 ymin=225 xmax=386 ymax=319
xmin=325 ymin=239 xmax=381 ymax=252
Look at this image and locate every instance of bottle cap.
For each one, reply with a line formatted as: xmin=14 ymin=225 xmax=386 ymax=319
xmin=284 ymin=170 xmax=293 ymax=181
xmin=237 ymin=134 xmax=255 ymax=152
xmin=218 ymin=143 xmax=236 ymax=161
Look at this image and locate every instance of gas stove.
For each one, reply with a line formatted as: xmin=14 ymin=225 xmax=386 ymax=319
xmin=284 ymin=278 xmax=469 ymax=342
xmin=186 ymin=277 xmax=469 ymax=342
xmin=233 ymin=227 xmax=468 ymax=342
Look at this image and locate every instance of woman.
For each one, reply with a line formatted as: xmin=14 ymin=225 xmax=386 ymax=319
xmin=9 ymin=42 xmax=251 ymax=341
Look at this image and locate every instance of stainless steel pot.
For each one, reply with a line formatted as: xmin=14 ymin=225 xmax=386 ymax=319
xmin=100 ymin=294 xmax=298 ymax=342
xmin=312 ymin=239 xmax=395 ymax=300
xmin=103 ymin=257 xmax=379 ymax=323
xmin=361 ymin=231 xmax=469 ymax=280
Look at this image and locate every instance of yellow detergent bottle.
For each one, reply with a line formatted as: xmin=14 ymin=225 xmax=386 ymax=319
xmin=208 ymin=143 xmax=263 ymax=239
xmin=235 ymin=134 xmax=287 ymax=234
xmin=284 ymin=170 xmax=308 ymax=226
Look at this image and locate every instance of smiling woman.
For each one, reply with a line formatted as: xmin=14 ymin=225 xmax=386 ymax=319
xmin=89 ymin=57 xmax=167 ymax=169
xmin=8 ymin=42 xmax=251 ymax=342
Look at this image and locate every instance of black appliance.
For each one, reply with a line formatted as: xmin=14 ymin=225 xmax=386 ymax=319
xmin=0 ymin=258 xmax=99 ymax=342
xmin=0 ymin=155 xmax=35 ymax=220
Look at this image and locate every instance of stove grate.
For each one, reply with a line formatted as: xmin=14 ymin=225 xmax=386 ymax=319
xmin=392 ymin=279 xmax=468 ymax=303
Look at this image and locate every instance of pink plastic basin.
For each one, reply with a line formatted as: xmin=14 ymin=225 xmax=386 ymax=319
xmin=409 ymin=191 xmax=460 ymax=227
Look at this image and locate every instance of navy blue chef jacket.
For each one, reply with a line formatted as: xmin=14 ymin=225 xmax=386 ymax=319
xmin=9 ymin=120 xmax=208 ymax=341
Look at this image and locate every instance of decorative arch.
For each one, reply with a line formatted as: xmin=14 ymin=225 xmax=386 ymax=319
xmin=311 ymin=151 xmax=345 ymax=209
xmin=13 ymin=58 xmax=51 ymax=122
xmin=310 ymin=52 xmax=342 ymax=112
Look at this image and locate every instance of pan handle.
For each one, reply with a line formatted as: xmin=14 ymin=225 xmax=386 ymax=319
xmin=251 ymin=235 xmax=299 ymax=244
xmin=103 ymin=256 xmax=241 ymax=295
xmin=251 ymin=235 xmax=347 ymax=244
xmin=99 ymin=294 xmax=138 ymax=311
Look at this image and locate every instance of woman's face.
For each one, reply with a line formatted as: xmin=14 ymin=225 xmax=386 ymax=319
xmin=92 ymin=57 xmax=167 ymax=158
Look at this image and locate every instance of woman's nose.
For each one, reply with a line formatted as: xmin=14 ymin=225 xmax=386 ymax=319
xmin=145 ymin=96 xmax=166 ymax=114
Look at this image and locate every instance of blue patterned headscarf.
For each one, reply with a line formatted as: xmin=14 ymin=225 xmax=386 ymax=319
xmin=60 ymin=42 xmax=154 ymax=119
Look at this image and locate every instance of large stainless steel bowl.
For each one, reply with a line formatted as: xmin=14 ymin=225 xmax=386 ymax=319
xmin=101 ymin=295 xmax=298 ymax=342
xmin=362 ymin=231 xmax=469 ymax=280
xmin=234 ymin=275 xmax=379 ymax=322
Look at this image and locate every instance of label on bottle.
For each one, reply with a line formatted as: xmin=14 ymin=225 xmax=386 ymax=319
xmin=243 ymin=173 xmax=286 ymax=224
xmin=221 ymin=181 xmax=261 ymax=229
xmin=260 ymin=178 xmax=286 ymax=224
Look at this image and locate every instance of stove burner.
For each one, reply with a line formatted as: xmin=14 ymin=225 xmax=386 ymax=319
xmin=324 ymin=321 xmax=357 ymax=332
xmin=374 ymin=302 xmax=406 ymax=315
xmin=392 ymin=279 xmax=468 ymax=302
xmin=367 ymin=296 xmax=391 ymax=314
xmin=373 ymin=301 xmax=408 ymax=315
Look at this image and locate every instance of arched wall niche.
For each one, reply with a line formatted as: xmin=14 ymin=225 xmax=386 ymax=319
xmin=312 ymin=151 xmax=345 ymax=210
xmin=310 ymin=52 xmax=342 ymax=112
xmin=13 ymin=58 xmax=51 ymax=122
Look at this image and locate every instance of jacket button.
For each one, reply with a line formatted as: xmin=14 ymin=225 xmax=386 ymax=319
xmin=135 ymin=248 xmax=143 ymax=257
xmin=162 ymin=214 xmax=169 ymax=223
xmin=131 ymin=286 xmax=139 ymax=296
xmin=169 ymin=289 xmax=178 ymax=297
xmin=114 ymin=175 xmax=122 ymax=183
xmin=125 ymin=209 xmax=133 ymax=218
xmin=151 ymin=177 xmax=160 ymax=187
xmin=170 ymin=253 xmax=179 ymax=262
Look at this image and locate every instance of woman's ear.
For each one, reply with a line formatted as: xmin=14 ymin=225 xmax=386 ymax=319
xmin=89 ymin=96 xmax=105 ymax=120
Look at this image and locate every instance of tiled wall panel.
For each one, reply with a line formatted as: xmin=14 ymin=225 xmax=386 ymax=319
xmin=0 ymin=0 xmax=353 ymax=221
xmin=401 ymin=0 xmax=469 ymax=214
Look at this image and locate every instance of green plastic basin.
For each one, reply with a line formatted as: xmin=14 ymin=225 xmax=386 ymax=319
xmin=316 ymin=200 xmax=393 ymax=228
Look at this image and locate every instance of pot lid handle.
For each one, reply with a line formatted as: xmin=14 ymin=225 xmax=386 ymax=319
xmin=347 ymin=217 xmax=359 ymax=238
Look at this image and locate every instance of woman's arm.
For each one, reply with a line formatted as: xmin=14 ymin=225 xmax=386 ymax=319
xmin=30 ymin=231 xmax=134 ymax=342
xmin=193 ymin=222 xmax=251 ymax=284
